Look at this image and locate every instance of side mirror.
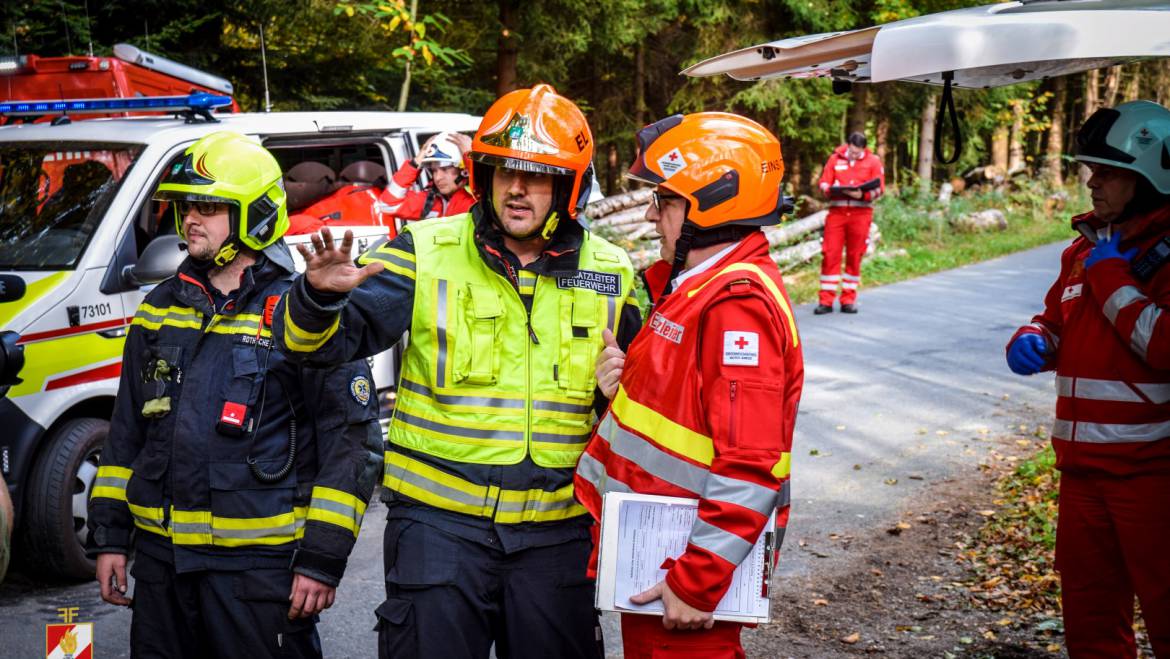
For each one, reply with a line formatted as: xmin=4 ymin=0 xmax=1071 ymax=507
xmin=126 ymin=235 xmax=186 ymax=286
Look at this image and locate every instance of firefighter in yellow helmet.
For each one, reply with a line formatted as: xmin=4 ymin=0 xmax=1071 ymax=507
xmin=274 ymin=85 xmax=643 ymax=658
xmin=88 ymin=131 xmax=382 ymax=658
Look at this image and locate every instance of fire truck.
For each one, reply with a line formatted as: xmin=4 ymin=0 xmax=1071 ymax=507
xmin=0 ymin=46 xmax=477 ymax=579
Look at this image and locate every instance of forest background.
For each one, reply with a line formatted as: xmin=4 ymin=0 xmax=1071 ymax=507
xmin=9 ymin=0 xmax=1170 ymax=200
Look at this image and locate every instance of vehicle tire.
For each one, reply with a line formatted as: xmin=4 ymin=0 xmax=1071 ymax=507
xmin=17 ymin=417 xmax=107 ymax=580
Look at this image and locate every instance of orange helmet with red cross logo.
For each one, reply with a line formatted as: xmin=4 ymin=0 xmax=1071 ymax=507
xmin=469 ymin=84 xmax=594 ymax=219
xmin=628 ymin=112 xmax=787 ymax=229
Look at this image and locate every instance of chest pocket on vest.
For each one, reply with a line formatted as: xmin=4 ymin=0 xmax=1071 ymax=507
xmin=558 ymin=288 xmax=601 ymax=398
xmin=217 ymin=340 xmax=263 ymax=436
xmin=453 ymin=283 xmax=503 ymax=385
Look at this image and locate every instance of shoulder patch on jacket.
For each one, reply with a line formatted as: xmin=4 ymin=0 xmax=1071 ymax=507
xmin=350 ymin=375 xmax=371 ymax=406
xmin=723 ymin=331 xmax=760 ymax=366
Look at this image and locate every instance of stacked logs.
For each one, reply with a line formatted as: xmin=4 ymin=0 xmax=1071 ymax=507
xmin=585 ymin=190 xmax=881 ymax=272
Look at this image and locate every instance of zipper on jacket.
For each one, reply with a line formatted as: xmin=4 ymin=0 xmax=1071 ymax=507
xmin=729 ymin=380 xmax=739 ymax=448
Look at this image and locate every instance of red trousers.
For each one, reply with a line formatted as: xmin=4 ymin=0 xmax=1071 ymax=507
xmin=620 ymin=612 xmax=745 ymax=659
xmin=819 ymin=207 xmax=872 ymax=306
xmin=1056 ymin=470 xmax=1170 ymax=658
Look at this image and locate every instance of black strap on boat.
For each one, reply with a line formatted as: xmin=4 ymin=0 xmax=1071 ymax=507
xmin=934 ymin=72 xmax=963 ymax=165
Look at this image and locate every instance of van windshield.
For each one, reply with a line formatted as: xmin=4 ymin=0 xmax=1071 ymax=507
xmin=0 ymin=142 xmax=143 ymax=269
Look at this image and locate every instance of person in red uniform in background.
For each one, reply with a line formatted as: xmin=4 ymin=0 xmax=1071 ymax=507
xmin=380 ymin=131 xmax=476 ymax=222
xmin=815 ymin=131 xmax=884 ymax=314
xmin=1005 ymin=100 xmax=1170 ymax=658
xmin=575 ymin=112 xmax=804 ymax=658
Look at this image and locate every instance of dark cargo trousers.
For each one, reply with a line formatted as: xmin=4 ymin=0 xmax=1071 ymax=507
xmin=128 ymin=552 xmax=323 ymax=659
xmin=375 ymin=516 xmax=603 ymax=659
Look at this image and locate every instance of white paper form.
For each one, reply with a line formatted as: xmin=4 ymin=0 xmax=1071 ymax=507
xmin=596 ymin=492 xmax=773 ymax=623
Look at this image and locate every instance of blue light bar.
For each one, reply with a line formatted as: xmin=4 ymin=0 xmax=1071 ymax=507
xmin=0 ymin=92 xmax=232 ymax=116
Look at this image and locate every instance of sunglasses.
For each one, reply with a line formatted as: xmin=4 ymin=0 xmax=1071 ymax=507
xmin=177 ymin=200 xmax=227 ymax=216
xmin=652 ymin=190 xmax=684 ymax=210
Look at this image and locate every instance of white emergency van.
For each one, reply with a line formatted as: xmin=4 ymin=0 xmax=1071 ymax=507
xmin=0 ymin=100 xmax=478 ymax=579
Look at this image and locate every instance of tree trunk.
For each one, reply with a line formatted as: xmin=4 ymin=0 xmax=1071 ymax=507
xmin=1044 ymin=76 xmax=1066 ymax=187
xmin=876 ymin=111 xmax=892 ymax=190
xmin=496 ymin=0 xmax=519 ymax=97
xmin=991 ymin=126 xmax=1009 ymax=173
xmin=848 ymin=84 xmax=869 ymax=137
xmin=917 ymin=92 xmax=938 ymax=196
xmin=634 ymin=43 xmax=646 ymax=130
xmin=605 ymin=143 xmax=619 ymax=196
xmin=1123 ymin=64 xmax=1141 ymax=103
xmin=1008 ymin=100 xmax=1026 ymax=173
xmin=1158 ymin=60 xmax=1170 ymax=107
xmin=396 ymin=0 xmax=419 ymax=111
xmin=1103 ymin=65 xmax=1122 ymax=108
xmin=1079 ymin=69 xmax=1100 ymax=185
xmin=788 ymin=147 xmax=803 ymax=198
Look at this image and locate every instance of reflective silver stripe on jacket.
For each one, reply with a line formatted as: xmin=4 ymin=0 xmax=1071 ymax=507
xmin=1052 ymin=417 xmax=1170 ymax=443
xmin=596 ymin=414 xmax=706 ymax=494
xmin=702 ymin=473 xmax=780 ymax=516
xmin=689 ymin=519 xmax=754 ymax=566
xmin=435 ymin=279 xmax=449 ymax=387
xmin=530 ymin=431 xmax=591 ymax=445
xmin=575 ymin=451 xmax=632 ymax=496
xmin=394 ymin=410 xmax=525 ymax=442
xmin=828 ymin=200 xmax=872 ymax=208
xmin=1103 ymin=285 xmax=1147 ymax=324
xmin=531 ymin=399 xmax=593 ymax=415
xmin=1131 ymin=304 xmax=1163 ymax=360
xmin=1055 ymin=376 xmax=1170 ymax=404
xmin=400 ymin=378 xmax=526 ymax=409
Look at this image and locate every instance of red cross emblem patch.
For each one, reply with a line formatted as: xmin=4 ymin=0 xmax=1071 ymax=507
xmin=722 ymin=331 xmax=759 ymax=366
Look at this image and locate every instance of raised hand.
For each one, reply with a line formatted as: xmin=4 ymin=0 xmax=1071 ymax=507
xmin=296 ymin=227 xmax=384 ymax=294
xmin=596 ymin=328 xmax=625 ymax=400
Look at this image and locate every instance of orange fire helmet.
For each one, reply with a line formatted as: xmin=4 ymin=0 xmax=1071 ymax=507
xmin=628 ymin=112 xmax=787 ymax=229
xmin=469 ymin=84 xmax=594 ymax=219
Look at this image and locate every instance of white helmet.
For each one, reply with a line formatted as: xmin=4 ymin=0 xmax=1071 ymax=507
xmin=1076 ymin=100 xmax=1170 ymax=194
xmin=419 ymin=132 xmax=464 ymax=169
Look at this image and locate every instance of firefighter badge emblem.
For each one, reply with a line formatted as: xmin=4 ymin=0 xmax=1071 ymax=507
xmin=350 ymin=375 xmax=371 ymax=406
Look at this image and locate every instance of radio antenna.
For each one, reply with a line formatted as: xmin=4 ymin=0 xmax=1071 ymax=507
xmin=259 ymin=22 xmax=272 ymax=112
xmin=84 ymin=0 xmax=94 ymax=56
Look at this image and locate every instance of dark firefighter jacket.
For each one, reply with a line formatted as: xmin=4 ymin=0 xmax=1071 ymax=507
xmin=87 ymin=243 xmax=383 ymax=587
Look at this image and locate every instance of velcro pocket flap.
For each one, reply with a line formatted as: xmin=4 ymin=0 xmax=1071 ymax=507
xmin=466 ymin=284 xmax=502 ymax=385
xmin=208 ymin=461 xmax=296 ymax=490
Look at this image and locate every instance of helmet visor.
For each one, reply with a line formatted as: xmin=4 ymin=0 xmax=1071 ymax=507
xmin=469 ymin=152 xmax=574 ymax=177
xmin=1076 ymin=108 xmax=1137 ymax=164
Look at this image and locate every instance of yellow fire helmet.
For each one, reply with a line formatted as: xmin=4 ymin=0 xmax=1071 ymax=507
xmin=155 ymin=131 xmax=289 ymax=266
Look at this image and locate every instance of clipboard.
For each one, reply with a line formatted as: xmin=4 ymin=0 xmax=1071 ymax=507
xmin=594 ymin=491 xmax=774 ymax=624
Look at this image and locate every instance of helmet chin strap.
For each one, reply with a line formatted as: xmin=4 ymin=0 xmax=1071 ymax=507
xmin=656 ymin=223 xmax=696 ymax=306
xmin=213 ymin=238 xmax=241 ymax=267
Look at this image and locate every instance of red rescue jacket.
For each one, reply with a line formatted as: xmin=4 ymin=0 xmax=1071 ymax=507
xmin=380 ymin=161 xmax=475 ymax=222
xmin=817 ymin=145 xmax=885 ymax=209
xmin=1009 ymin=204 xmax=1170 ymax=477
xmin=574 ymin=232 xmax=804 ymax=612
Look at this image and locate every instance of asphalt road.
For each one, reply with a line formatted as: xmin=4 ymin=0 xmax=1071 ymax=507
xmin=0 ymin=241 xmax=1065 ymax=659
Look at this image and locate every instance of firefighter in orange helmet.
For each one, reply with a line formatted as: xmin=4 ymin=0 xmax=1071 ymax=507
xmin=274 ymin=84 xmax=643 ymax=658
xmin=576 ymin=112 xmax=804 ymax=657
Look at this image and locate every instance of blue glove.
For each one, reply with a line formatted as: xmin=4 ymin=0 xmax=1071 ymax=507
xmin=1085 ymin=230 xmax=1138 ymax=269
xmin=1007 ymin=334 xmax=1049 ymax=376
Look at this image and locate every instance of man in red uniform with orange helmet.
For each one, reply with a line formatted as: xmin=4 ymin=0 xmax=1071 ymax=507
xmin=575 ymin=112 xmax=804 ymax=658
xmin=815 ymin=131 xmax=884 ymax=314
xmin=1006 ymin=100 xmax=1170 ymax=658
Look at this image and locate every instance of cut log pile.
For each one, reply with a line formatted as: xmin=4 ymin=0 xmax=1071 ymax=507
xmin=585 ymin=194 xmax=882 ymax=272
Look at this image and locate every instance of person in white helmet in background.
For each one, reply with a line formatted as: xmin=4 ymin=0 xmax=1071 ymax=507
xmin=380 ymin=132 xmax=476 ymax=222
